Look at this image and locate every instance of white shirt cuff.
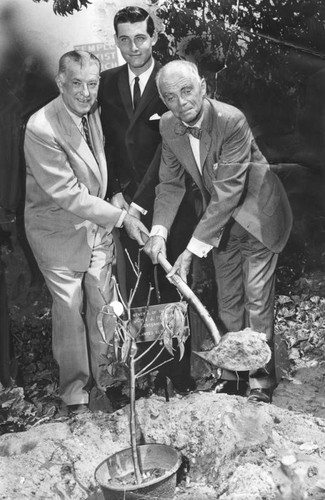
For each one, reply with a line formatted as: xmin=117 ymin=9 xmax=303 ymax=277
xmin=187 ymin=237 xmax=213 ymax=258
xmin=150 ymin=225 xmax=168 ymax=240
xmin=116 ymin=208 xmax=127 ymax=228
xmin=130 ymin=202 xmax=148 ymax=215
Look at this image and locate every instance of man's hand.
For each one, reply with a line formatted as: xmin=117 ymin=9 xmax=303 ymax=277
xmin=166 ymin=249 xmax=193 ymax=283
xmin=111 ymin=193 xmax=129 ymax=211
xmin=143 ymin=235 xmax=167 ymax=264
xmin=123 ymin=213 xmax=149 ymax=246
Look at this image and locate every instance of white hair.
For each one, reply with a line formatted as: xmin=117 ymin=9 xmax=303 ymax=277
xmin=156 ymin=60 xmax=201 ymax=96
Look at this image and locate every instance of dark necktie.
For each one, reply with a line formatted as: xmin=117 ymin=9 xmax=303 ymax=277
xmin=81 ymin=116 xmax=95 ymax=155
xmin=133 ymin=76 xmax=141 ymax=111
xmin=185 ymin=126 xmax=202 ymax=140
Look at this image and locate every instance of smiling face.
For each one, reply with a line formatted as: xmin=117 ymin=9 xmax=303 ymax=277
xmin=56 ymin=59 xmax=100 ymax=117
xmin=115 ymin=20 xmax=157 ymax=75
xmin=159 ymin=65 xmax=206 ymax=125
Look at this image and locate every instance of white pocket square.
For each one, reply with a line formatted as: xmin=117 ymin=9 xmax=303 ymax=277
xmin=149 ymin=113 xmax=161 ymax=121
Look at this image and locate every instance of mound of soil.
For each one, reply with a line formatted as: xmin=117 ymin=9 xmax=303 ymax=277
xmin=1 ymin=392 xmax=325 ymax=499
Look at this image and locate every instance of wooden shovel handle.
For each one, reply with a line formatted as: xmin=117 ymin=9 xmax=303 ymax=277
xmin=156 ymin=252 xmax=221 ymax=345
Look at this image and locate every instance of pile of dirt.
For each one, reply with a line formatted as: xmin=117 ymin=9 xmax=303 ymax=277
xmin=1 ymin=392 xmax=325 ymax=499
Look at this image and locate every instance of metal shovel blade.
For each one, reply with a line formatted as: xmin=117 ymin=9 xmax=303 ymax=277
xmin=157 ymin=253 xmax=271 ymax=371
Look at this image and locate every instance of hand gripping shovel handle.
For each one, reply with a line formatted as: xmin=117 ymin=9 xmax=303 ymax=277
xmin=156 ymin=252 xmax=221 ymax=345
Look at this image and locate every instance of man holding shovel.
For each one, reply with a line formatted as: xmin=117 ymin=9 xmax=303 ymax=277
xmin=144 ymin=60 xmax=292 ymax=403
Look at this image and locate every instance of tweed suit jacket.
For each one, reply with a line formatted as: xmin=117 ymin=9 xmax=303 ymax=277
xmin=98 ymin=61 xmax=167 ymax=211
xmin=24 ymin=95 xmax=122 ymax=271
xmin=153 ymin=97 xmax=293 ymax=253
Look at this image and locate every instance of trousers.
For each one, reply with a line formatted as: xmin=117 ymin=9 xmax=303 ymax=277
xmin=40 ymin=228 xmax=117 ymax=405
xmin=212 ymin=220 xmax=278 ymax=389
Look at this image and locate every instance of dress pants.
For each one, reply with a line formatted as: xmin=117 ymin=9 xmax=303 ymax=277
xmin=212 ymin=220 xmax=278 ymax=389
xmin=40 ymin=229 xmax=117 ymax=405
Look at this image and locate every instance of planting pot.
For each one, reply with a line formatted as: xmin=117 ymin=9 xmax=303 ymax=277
xmin=95 ymin=443 xmax=181 ymax=500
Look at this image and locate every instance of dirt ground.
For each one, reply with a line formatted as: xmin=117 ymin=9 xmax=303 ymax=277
xmin=1 ymin=228 xmax=325 ymax=499
xmin=1 ymin=391 xmax=325 ymax=499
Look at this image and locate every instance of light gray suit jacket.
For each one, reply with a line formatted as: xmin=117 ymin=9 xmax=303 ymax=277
xmin=24 ymin=95 xmax=122 ymax=271
xmin=153 ymin=98 xmax=292 ymax=254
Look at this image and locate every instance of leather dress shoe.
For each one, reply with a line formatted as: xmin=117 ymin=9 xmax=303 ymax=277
xmin=247 ymin=388 xmax=271 ymax=403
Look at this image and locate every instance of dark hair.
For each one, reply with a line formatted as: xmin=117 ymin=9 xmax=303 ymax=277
xmin=113 ymin=6 xmax=155 ymax=37
xmin=58 ymin=50 xmax=101 ymax=76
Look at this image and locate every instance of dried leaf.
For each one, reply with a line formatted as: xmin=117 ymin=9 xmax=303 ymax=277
xmin=163 ymin=329 xmax=174 ymax=356
xmin=178 ymin=341 xmax=185 ymax=361
xmin=277 ymin=295 xmax=293 ymax=304
xmin=121 ymin=337 xmax=131 ymax=363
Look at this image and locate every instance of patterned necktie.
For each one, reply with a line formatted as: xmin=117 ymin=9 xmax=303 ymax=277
xmin=185 ymin=126 xmax=202 ymax=140
xmin=81 ymin=116 xmax=95 ymax=155
xmin=176 ymin=122 xmax=202 ymax=139
xmin=133 ymin=76 xmax=141 ymax=111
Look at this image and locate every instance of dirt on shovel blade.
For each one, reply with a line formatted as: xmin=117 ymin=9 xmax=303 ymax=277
xmin=193 ymin=327 xmax=272 ymax=371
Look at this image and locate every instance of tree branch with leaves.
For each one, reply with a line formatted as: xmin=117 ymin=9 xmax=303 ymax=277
xmin=32 ymin=0 xmax=91 ymax=16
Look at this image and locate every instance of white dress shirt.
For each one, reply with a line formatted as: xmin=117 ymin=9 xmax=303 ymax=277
xmin=128 ymin=58 xmax=155 ymax=107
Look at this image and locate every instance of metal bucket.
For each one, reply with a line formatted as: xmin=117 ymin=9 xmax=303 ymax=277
xmin=94 ymin=443 xmax=181 ymax=500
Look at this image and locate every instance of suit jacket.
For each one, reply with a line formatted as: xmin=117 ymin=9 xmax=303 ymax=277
xmin=24 ymin=95 xmax=122 ymax=271
xmin=98 ymin=61 xmax=167 ymax=211
xmin=153 ymin=98 xmax=293 ymax=254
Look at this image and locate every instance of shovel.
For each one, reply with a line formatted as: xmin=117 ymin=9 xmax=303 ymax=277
xmin=156 ymin=253 xmax=271 ymax=372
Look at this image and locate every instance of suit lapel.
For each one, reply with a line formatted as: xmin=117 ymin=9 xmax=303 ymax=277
xmin=118 ymin=61 xmax=161 ymax=126
xmin=200 ymin=99 xmax=213 ymax=172
xmin=172 ymin=126 xmax=207 ymax=202
xmin=117 ymin=64 xmax=133 ymax=120
xmin=131 ymin=61 xmax=160 ymax=122
xmin=54 ymin=97 xmax=103 ymax=188
xmin=89 ymin=111 xmax=107 ymax=196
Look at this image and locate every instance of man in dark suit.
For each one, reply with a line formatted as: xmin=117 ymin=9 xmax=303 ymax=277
xmin=99 ymin=7 xmax=197 ymax=394
xmin=24 ymin=50 xmax=148 ymax=415
xmin=144 ymin=60 xmax=293 ymax=403
xmin=98 ymin=6 xmax=197 ymax=305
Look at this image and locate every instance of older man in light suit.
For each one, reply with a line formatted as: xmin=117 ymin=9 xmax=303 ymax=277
xmin=144 ymin=60 xmax=293 ymax=402
xmin=24 ymin=50 xmax=148 ymax=415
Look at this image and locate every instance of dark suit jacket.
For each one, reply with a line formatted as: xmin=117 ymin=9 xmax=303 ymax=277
xmin=98 ymin=61 xmax=167 ymax=212
xmin=153 ymin=98 xmax=293 ymax=254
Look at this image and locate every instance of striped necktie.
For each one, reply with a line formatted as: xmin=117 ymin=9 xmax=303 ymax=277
xmin=81 ymin=116 xmax=95 ymax=156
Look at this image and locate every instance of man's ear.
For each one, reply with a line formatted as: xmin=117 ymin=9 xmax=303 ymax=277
xmin=151 ymin=30 xmax=158 ymax=47
xmin=55 ymin=76 xmax=63 ymax=93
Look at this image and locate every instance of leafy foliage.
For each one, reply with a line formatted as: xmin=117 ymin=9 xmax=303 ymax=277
xmin=154 ymin=0 xmax=325 ymax=136
xmin=32 ymin=0 xmax=91 ymax=16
